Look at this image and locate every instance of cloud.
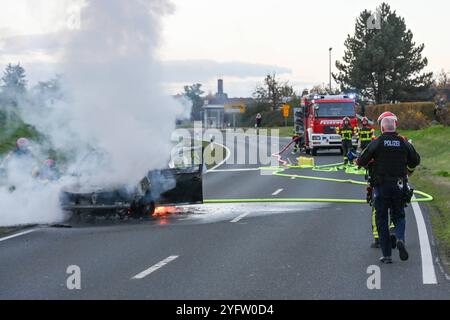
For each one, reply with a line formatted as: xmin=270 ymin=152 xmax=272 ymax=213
xmin=161 ymin=59 xmax=292 ymax=82
xmin=0 ymin=32 xmax=67 ymax=55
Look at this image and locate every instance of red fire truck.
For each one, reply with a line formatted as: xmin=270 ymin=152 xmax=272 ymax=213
xmin=294 ymin=94 xmax=358 ymax=156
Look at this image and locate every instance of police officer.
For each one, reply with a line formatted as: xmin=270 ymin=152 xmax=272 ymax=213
xmin=358 ymin=117 xmax=375 ymax=151
xmin=366 ymin=160 xmax=396 ymax=249
xmin=336 ymin=117 xmax=356 ymax=165
xmin=357 ymin=112 xmax=420 ymax=263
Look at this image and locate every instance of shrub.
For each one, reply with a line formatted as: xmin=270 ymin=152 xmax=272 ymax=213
xmin=365 ymin=102 xmax=435 ymax=122
xmin=436 ymin=107 xmax=450 ymax=126
xmin=397 ymin=110 xmax=430 ymax=130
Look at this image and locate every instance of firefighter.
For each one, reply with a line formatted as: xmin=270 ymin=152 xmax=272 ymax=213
xmin=359 ymin=117 xmax=376 ymax=151
xmin=336 ymin=117 xmax=356 ymax=165
xmin=292 ymin=130 xmax=302 ymax=154
xmin=357 ymin=112 xmax=421 ymax=263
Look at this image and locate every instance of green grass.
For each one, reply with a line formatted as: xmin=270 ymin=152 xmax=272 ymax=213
xmin=0 ymin=228 xmax=13 ymax=236
xmin=202 ymin=141 xmax=226 ymax=169
xmin=0 ymin=107 xmax=40 ymax=155
xmin=398 ymin=125 xmax=450 ymax=266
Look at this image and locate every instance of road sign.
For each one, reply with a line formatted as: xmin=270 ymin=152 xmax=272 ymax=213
xmin=282 ymin=104 xmax=290 ymax=118
xmin=225 ymin=104 xmax=246 ymax=114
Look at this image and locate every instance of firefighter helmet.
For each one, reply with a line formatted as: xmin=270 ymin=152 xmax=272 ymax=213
xmin=362 ymin=117 xmax=369 ymax=125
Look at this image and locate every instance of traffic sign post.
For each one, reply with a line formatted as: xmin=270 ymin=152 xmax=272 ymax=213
xmin=282 ymin=104 xmax=290 ymax=127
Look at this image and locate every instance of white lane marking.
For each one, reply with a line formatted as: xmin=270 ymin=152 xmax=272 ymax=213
xmin=272 ymin=188 xmax=284 ymax=196
xmin=209 ymin=168 xmax=260 ymax=173
xmin=411 ymin=196 xmax=437 ymax=284
xmin=0 ymin=229 xmax=36 ymax=243
xmin=287 ymin=158 xmax=293 ymax=165
xmin=231 ymin=212 xmax=250 ymax=223
xmin=207 ymin=142 xmax=231 ymax=173
xmin=291 ymin=176 xmax=296 ymax=180
xmin=132 ymin=256 xmax=179 ymax=280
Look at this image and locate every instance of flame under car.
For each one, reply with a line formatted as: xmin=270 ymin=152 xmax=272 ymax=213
xmin=60 ymin=165 xmax=203 ymax=218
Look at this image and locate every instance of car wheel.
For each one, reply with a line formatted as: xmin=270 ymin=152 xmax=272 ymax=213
xmin=141 ymin=202 xmax=156 ymax=217
xmin=305 ymin=148 xmax=311 ymax=155
xmin=312 ymin=148 xmax=318 ymax=156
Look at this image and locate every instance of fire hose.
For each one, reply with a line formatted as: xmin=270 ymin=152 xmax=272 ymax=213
xmin=205 ymin=139 xmax=433 ymax=205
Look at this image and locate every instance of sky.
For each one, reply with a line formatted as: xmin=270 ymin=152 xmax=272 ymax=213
xmin=0 ymin=0 xmax=449 ymax=97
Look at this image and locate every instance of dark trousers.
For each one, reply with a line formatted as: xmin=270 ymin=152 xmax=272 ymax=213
xmin=342 ymin=140 xmax=352 ymax=163
xmin=360 ymin=141 xmax=371 ymax=151
xmin=374 ymin=181 xmax=406 ymax=257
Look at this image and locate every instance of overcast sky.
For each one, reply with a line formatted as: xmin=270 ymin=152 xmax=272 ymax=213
xmin=0 ymin=0 xmax=449 ymax=97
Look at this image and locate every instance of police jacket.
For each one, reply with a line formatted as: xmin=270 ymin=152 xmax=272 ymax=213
xmin=357 ymin=132 xmax=420 ymax=181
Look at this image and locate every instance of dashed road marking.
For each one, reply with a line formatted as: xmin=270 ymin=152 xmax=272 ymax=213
xmin=272 ymin=189 xmax=284 ymax=196
xmin=231 ymin=212 xmax=250 ymax=223
xmin=132 ymin=256 xmax=179 ymax=280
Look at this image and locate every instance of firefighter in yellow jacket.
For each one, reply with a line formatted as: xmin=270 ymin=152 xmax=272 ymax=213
xmin=336 ymin=117 xmax=356 ymax=165
xmin=358 ymin=117 xmax=376 ymax=151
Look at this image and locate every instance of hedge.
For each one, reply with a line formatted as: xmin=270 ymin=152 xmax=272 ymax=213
xmin=365 ymin=102 xmax=437 ymax=121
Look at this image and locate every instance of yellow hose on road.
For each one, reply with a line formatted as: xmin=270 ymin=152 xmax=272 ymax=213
xmin=206 ymin=163 xmax=434 ymax=204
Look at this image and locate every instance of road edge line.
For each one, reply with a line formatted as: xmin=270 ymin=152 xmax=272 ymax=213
xmin=0 ymin=229 xmax=37 ymax=243
xmin=411 ymin=196 xmax=438 ymax=284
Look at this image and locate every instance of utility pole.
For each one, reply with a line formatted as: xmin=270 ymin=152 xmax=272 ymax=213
xmin=329 ymin=47 xmax=333 ymax=93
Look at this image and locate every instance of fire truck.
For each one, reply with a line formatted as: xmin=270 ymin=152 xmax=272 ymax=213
xmin=294 ymin=94 xmax=358 ymax=156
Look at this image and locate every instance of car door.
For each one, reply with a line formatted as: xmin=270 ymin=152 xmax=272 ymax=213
xmin=148 ymin=164 xmax=203 ymax=206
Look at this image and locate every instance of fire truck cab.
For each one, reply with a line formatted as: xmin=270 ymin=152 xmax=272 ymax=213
xmin=296 ymin=94 xmax=358 ymax=156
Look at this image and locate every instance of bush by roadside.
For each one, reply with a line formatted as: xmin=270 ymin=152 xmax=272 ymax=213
xmin=397 ymin=110 xmax=430 ymax=130
xmin=0 ymin=107 xmax=40 ymax=155
xmin=365 ymin=102 xmax=436 ymax=121
xmin=365 ymin=102 xmax=450 ymax=130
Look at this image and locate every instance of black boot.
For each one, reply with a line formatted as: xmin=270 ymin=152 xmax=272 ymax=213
xmin=390 ymin=234 xmax=397 ymax=249
xmin=371 ymin=238 xmax=380 ymax=248
xmin=397 ymin=240 xmax=409 ymax=261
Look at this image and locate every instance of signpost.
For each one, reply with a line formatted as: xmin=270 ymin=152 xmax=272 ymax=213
xmin=282 ymin=104 xmax=290 ymax=127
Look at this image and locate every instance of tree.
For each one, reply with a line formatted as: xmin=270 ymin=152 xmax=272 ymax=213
xmin=253 ymin=73 xmax=295 ymax=110
xmin=1 ymin=63 xmax=28 ymax=107
xmin=183 ymin=83 xmax=204 ymax=121
xmin=309 ymin=84 xmax=340 ymax=95
xmin=434 ymin=69 xmax=449 ymax=89
xmin=334 ymin=3 xmax=433 ymax=104
xmin=32 ymin=75 xmax=63 ymax=105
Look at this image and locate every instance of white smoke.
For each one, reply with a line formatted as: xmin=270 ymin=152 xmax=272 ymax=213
xmin=0 ymin=0 xmax=188 ymax=227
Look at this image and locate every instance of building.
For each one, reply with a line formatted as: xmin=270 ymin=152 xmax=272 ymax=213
xmin=202 ymin=79 xmax=253 ymax=129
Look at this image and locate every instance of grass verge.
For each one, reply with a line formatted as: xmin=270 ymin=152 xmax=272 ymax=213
xmin=398 ymin=125 xmax=450 ymax=269
xmin=202 ymin=141 xmax=227 ymax=169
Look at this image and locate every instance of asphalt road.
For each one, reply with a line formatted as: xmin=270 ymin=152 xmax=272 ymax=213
xmin=1 ymin=133 xmax=449 ymax=300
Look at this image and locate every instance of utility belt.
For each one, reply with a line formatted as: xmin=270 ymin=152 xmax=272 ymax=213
xmin=366 ymin=174 xmax=414 ymax=207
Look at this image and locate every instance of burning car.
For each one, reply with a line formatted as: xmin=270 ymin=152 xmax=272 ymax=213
xmin=60 ymin=164 xmax=203 ymax=219
xmin=60 ymin=145 xmax=204 ymax=219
